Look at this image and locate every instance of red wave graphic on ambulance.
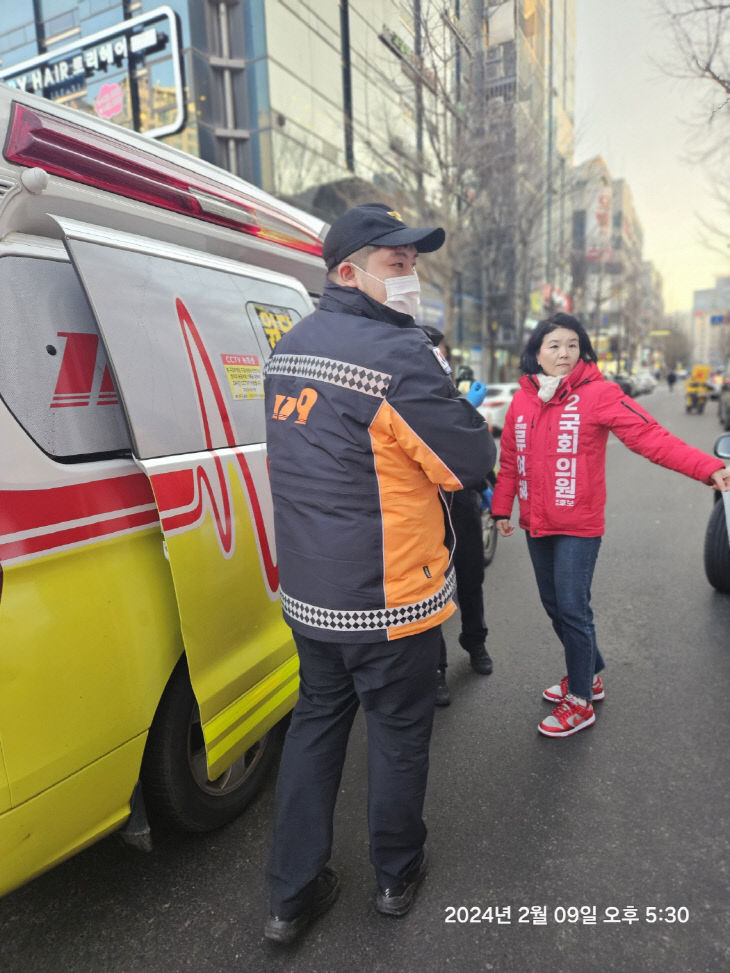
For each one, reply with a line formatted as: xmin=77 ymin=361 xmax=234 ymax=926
xmin=145 ymin=299 xmax=278 ymax=594
xmin=1 ymin=299 xmax=278 ymax=597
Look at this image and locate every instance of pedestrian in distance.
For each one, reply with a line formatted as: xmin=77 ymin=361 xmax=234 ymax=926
xmin=491 ymin=313 xmax=730 ymax=739
xmin=667 ymin=369 xmax=677 ymax=391
xmin=262 ymin=203 xmax=496 ymax=943
xmin=420 ymin=326 xmax=494 ymax=708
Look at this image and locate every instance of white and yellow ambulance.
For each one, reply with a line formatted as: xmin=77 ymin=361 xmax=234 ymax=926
xmin=0 ymin=83 xmax=326 ymax=896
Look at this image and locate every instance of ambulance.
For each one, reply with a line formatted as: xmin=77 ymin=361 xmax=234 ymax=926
xmin=0 ymin=83 xmax=326 ymax=896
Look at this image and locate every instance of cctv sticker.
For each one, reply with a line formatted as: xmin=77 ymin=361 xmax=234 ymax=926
xmin=222 ymin=353 xmax=263 ymax=400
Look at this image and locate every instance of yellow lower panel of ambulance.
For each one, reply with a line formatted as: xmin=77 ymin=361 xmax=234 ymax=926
xmin=0 ymin=732 xmax=146 ymax=898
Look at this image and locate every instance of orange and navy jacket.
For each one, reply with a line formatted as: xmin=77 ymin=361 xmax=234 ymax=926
xmin=263 ymin=282 xmax=496 ymax=642
xmin=491 ymin=359 xmax=723 ymax=538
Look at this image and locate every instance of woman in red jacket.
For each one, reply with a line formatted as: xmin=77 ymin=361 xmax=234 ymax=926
xmin=492 ymin=313 xmax=730 ymax=738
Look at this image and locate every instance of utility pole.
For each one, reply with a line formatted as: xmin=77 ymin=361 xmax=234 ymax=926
xmin=545 ymin=0 xmax=554 ymax=291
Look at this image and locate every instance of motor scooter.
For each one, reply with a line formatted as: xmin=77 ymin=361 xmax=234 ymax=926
xmin=703 ymin=434 xmax=730 ymax=593
xmin=685 ymin=364 xmax=711 ymax=414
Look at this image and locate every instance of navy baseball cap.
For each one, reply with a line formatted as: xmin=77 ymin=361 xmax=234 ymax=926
xmin=322 ymin=202 xmax=445 ymax=270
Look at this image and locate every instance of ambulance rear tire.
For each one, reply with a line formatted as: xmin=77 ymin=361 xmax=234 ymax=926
xmin=141 ymin=657 xmax=286 ymax=832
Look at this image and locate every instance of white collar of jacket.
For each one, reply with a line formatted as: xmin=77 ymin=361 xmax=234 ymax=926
xmin=522 ymin=360 xmax=602 ymax=400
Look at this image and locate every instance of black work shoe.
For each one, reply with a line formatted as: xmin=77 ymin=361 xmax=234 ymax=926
xmin=435 ymin=667 xmax=451 ymax=706
xmin=469 ymin=645 xmax=493 ymax=675
xmin=376 ymin=854 xmax=428 ymax=917
xmin=265 ymin=867 xmax=340 ymax=945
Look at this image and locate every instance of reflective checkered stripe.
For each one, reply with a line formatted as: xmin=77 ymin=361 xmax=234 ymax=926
xmin=281 ymin=568 xmax=456 ymax=634
xmin=264 ymin=354 xmax=391 ymax=398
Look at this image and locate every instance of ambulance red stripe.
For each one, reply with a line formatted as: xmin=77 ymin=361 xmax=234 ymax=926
xmin=0 ymin=507 xmax=160 ymax=562
xmin=0 ymin=472 xmax=155 ymax=534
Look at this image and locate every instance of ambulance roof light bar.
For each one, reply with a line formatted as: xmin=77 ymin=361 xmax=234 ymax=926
xmin=4 ymin=102 xmax=323 ymax=256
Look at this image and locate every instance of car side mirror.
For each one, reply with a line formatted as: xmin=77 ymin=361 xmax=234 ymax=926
xmin=715 ymin=434 xmax=730 ymax=461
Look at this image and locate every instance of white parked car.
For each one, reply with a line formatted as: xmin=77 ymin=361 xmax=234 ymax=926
xmin=634 ymin=371 xmax=658 ymax=395
xmin=477 ymin=383 xmax=521 ymax=435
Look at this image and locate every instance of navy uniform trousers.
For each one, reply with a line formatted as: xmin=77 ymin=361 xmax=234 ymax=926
xmin=438 ymin=488 xmax=487 ymax=668
xmin=267 ymin=626 xmax=441 ymax=917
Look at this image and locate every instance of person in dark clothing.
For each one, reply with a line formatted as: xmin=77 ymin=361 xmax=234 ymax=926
xmin=263 ymin=204 xmax=496 ymax=943
xmin=420 ymin=326 xmax=493 ymax=708
xmin=435 ymin=487 xmax=492 ymax=705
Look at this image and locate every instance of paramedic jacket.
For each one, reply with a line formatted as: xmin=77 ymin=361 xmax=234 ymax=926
xmin=263 ymin=281 xmax=497 ymax=644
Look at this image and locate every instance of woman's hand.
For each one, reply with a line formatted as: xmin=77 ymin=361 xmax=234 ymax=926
xmin=710 ymin=468 xmax=730 ymax=491
xmin=496 ymin=519 xmax=514 ymax=537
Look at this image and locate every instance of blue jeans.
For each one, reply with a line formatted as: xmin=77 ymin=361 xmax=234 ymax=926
xmin=525 ymin=534 xmax=605 ymax=701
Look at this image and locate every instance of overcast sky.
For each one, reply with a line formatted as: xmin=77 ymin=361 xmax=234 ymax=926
xmin=574 ymin=0 xmax=729 ymax=313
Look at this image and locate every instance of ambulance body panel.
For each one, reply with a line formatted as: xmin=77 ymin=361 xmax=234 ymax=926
xmin=0 ymin=83 xmax=324 ymax=896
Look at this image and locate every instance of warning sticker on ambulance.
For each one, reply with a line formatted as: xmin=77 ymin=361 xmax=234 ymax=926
xmin=221 ymin=354 xmax=263 ymax=400
xmin=248 ymin=303 xmax=300 ymax=349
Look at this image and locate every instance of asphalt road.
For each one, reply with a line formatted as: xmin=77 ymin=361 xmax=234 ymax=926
xmin=2 ymin=385 xmax=729 ymax=973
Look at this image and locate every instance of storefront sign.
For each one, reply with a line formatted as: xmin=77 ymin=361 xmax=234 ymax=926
xmin=0 ymin=6 xmax=184 ymax=139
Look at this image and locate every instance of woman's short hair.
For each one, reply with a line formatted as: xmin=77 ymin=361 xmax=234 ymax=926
xmin=520 ymin=313 xmax=598 ymax=374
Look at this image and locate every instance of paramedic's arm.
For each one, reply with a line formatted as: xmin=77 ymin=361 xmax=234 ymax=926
xmin=384 ymin=348 xmax=496 ymax=489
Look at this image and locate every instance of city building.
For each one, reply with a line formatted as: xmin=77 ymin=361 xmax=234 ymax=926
xmin=639 ymin=260 xmax=666 ymax=372
xmin=691 ymin=276 xmax=730 ymax=367
xmin=465 ymin=0 xmax=577 ymax=379
xmin=609 ymin=176 xmax=646 ymax=367
xmin=0 ymin=1 xmax=469 ymax=333
xmin=241 ymin=1 xmax=473 ymax=341
xmin=570 ymin=155 xmax=663 ymax=372
xmin=570 ymin=155 xmax=615 ymax=360
xmin=640 ymin=261 xmax=665 ymax=336
xmin=0 ymin=2 xmax=582 ymax=375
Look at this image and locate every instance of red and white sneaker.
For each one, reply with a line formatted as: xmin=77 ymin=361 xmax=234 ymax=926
xmin=538 ymin=695 xmax=595 ymax=738
xmin=543 ymin=674 xmax=605 ymax=703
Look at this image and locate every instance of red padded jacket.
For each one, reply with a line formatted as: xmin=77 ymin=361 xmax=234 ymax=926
xmin=491 ymin=360 xmax=722 ymax=537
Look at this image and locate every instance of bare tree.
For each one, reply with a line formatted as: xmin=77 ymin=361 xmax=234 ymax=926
xmin=356 ymin=6 xmax=555 ymax=369
xmin=660 ymin=0 xmax=730 ymax=123
xmin=350 ymin=7 xmax=480 ymax=342
xmin=660 ymin=2 xmax=730 ymax=254
xmin=467 ymin=108 xmax=518 ymax=379
xmin=291 ymin=5 xmax=554 ymax=376
xmin=582 ymin=256 xmax=615 ymax=350
xmin=697 ymin=180 xmax=730 ymax=256
xmin=618 ymin=262 xmax=648 ymax=370
xmin=659 ymin=315 xmax=693 ymax=369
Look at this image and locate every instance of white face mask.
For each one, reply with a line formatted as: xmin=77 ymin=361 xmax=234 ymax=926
xmin=352 ymin=265 xmax=421 ymax=317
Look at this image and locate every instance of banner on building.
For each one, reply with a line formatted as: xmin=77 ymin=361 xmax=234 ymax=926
xmin=586 ymin=182 xmax=612 ymax=263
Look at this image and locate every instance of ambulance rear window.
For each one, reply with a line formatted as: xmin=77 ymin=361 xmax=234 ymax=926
xmin=0 ymin=255 xmax=132 ymax=461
